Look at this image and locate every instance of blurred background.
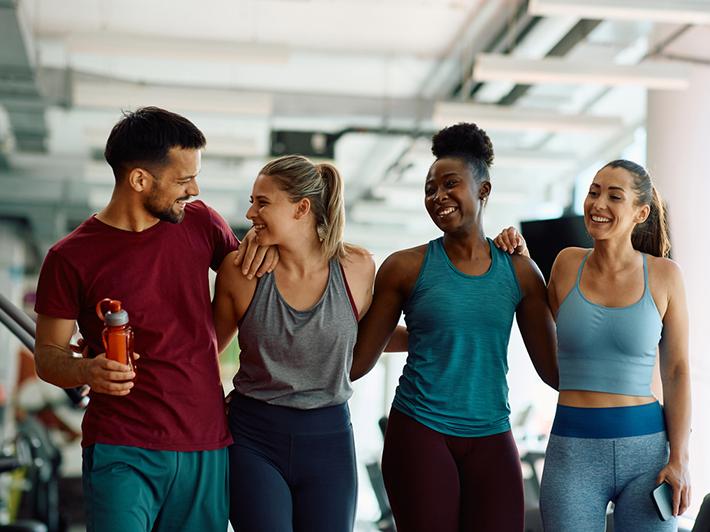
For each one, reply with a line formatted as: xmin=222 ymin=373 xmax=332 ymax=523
xmin=1 ymin=0 xmax=709 ymax=530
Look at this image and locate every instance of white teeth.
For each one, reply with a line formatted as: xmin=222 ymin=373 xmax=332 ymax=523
xmin=438 ymin=207 xmax=456 ymax=216
xmin=591 ymin=215 xmax=610 ymax=223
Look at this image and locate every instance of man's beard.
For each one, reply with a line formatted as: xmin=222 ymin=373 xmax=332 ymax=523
xmin=145 ymin=193 xmax=187 ymax=224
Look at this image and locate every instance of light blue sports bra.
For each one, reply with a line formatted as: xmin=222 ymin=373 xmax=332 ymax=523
xmin=556 ymin=252 xmax=662 ymax=396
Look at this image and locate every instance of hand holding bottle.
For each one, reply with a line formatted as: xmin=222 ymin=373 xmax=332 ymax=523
xmin=88 ymin=299 xmax=139 ymax=395
xmin=80 ymin=355 xmax=137 ymax=395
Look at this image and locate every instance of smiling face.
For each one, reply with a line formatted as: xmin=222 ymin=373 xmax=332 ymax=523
xmin=143 ymin=147 xmax=201 ymax=223
xmin=584 ymin=165 xmax=650 ymax=242
xmin=246 ymin=173 xmax=308 ymax=246
xmin=424 ymin=157 xmax=490 ymax=235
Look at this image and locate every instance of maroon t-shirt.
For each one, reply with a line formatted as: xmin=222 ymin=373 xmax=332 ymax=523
xmin=35 ymin=201 xmax=239 ymax=451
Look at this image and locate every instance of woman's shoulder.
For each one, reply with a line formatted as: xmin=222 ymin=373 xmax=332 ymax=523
xmin=646 ymin=254 xmax=684 ymax=287
xmin=556 ymin=246 xmax=590 ymax=262
xmin=342 ymin=244 xmax=373 ymax=265
xmin=382 ymin=244 xmax=428 ymax=271
xmin=341 ymin=245 xmax=375 ymax=280
xmin=216 ymin=250 xmax=258 ymax=292
xmin=552 ymin=247 xmax=589 ymax=271
xmin=545 ymin=247 xmax=590 ymax=287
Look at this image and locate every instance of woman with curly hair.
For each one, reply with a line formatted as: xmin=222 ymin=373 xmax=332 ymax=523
xmin=351 ymin=123 xmax=558 ymax=532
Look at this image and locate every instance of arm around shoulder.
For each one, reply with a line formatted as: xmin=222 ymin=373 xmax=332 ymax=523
xmin=350 ymin=251 xmax=409 ymax=381
xmin=510 ymin=254 xmax=558 ymax=390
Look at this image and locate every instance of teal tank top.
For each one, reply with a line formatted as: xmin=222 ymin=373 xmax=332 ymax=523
xmin=393 ymin=237 xmax=522 ymax=437
xmin=556 ymin=252 xmax=662 ymax=396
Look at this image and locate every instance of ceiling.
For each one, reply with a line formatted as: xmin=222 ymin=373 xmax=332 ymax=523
xmin=1 ymin=0 xmax=709 ymax=266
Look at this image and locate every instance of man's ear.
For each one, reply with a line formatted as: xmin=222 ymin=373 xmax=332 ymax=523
xmin=635 ymin=203 xmax=651 ymax=225
xmin=127 ymin=168 xmax=151 ymax=192
xmin=294 ymin=197 xmax=311 ymax=219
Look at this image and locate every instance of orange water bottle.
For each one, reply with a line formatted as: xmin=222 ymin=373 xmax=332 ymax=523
xmin=96 ymin=298 xmax=134 ymax=367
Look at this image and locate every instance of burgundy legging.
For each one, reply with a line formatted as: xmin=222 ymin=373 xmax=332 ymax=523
xmin=381 ymin=408 xmax=524 ymax=532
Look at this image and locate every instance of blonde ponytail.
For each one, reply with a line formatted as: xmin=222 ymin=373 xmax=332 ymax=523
xmin=259 ymin=155 xmax=347 ymax=260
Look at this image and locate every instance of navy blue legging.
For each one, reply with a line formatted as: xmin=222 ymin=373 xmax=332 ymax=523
xmin=228 ymin=393 xmax=357 ymax=532
xmin=382 ymin=407 xmax=524 ymax=532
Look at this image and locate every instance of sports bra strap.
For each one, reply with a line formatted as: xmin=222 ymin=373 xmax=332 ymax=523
xmin=339 ymin=262 xmax=359 ymax=321
xmin=577 ymin=250 xmax=651 ymax=298
xmin=575 ymin=252 xmax=592 ymax=288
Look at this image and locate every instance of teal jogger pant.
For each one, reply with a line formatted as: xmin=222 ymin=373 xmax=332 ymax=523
xmin=82 ymin=443 xmax=229 ymax=532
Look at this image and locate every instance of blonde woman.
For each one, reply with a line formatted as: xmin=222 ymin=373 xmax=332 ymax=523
xmin=213 ymin=155 xmax=374 ymax=532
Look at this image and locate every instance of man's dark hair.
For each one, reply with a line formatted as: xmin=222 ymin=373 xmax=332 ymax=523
xmin=104 ymin=107 xmax=206 ymax=181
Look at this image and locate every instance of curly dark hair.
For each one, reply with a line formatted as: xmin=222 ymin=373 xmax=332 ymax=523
xmin=431 ymin=122 xmax=494 ymax=183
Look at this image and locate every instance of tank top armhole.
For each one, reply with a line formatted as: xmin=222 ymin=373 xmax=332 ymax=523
xmin=576 ymin=251 xmax=592 ymax=287
xmin=402 ymin=240 xmax=436 ymax=311
xmin=237 ymin=275 xmax=266 ymax=328
xmin=641 ymin=253 xmax=650 ymax=295
xmin=554 ymin=251 xmax=590 ymax=318
xmin=499 ymin=245 xmax=523 ymax=305
xmin=338 ymin=262 xmax=359 ymax=321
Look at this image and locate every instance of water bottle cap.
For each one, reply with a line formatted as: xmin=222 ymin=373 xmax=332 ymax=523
xmin=105 ymin=309 xmax=129 ymax=326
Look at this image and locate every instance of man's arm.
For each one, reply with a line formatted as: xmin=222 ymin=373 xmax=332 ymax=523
xmin=35 ymin=314 xmax=135 ymax=395
xmin=233 ymin=227 xmax=279 ymax=280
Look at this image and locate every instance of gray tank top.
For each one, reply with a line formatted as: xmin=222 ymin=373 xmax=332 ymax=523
xmin=233 ymin=258 xmax=358 ymax=409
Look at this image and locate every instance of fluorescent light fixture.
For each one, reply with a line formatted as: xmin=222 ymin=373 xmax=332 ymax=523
xmin=528 ymin=0 xmax=710 ymax=25
xmin=433 ymin=102 xmax=624 ymax=133
xmin=494 ymin=149 xmax=578 ymax=170
xmin=66 ymin=32 xmax=289 ymax=64
xmin=74 ymin=79 xmax=273 ymax=117
xmin=475 ymin=15 xmax=580 ymax=103
xmin=473 ymin=54 xmax=690 ymax=90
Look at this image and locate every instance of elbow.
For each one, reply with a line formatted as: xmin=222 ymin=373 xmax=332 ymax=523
xmin=662 ymin=362 xmax=691 ymax=388
xmin=33 ymin=350 xmax=50 ymax=383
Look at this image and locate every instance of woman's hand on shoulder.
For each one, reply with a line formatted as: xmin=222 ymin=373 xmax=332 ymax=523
xmin=493 ymin=226 xmax=529 ymax=257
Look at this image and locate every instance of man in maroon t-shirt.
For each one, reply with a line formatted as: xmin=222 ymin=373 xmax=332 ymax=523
xmin=34 ymin=107 xmax=274 ymax=532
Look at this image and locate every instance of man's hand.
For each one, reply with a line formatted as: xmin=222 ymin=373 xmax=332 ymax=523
xmin=233 ymin=227 xmax=279 ymax=279
xmin=79 ymin=354 xmax=137 ymax=396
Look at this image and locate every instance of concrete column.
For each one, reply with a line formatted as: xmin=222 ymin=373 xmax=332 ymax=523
xmin=647 ymin=64 xmax=710 ymax=515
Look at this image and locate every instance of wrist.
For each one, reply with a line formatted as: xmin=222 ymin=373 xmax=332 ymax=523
xmin=669 ymin=450 xmax=690 ymax=466
xmin=77 ymin=358 xmax=92 ymax=386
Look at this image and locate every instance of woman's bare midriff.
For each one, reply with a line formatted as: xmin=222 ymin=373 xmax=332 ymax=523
xmin=558 ymin=390 xmax=657 ymax=408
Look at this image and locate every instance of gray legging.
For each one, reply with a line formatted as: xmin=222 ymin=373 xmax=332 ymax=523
xmin=540 ymin=430 xmax=676 ymax=532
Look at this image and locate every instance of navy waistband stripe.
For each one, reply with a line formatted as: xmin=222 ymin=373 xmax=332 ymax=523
xmin=550 ymin=401 xmax=666 ymax=439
